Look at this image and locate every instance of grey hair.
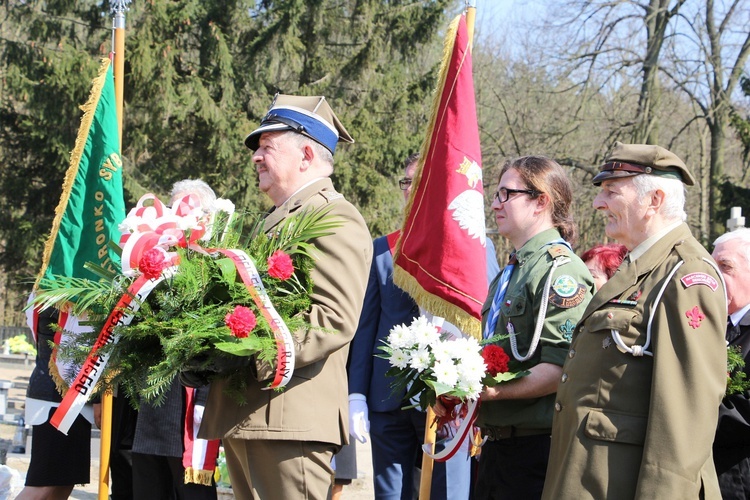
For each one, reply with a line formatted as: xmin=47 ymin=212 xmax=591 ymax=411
xmin=713 ymin=227 xmax=750 ymax=265
xmin=631 ymin=174 xmax=686 ymax=222
xmin=170 ymin=179 xmax=217 ymax=211
xmin=282 ymin=131 xmax=334 ymax=173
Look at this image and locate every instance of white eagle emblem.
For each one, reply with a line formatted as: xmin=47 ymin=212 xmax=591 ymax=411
xmin=448 ymin=190 xmax=486 ymax=246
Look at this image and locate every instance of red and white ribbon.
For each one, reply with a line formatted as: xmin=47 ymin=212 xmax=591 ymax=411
xmin=422 ymin=398 xmax=480 ymax=462
xmin=217 ymin=249 xmax=296 ymax=389
xmin=50 ymin=269 xmax=175 ymax=434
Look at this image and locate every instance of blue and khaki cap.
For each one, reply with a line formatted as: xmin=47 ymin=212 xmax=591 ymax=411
xmin=592 ymin=142 xmax=695 ymax=186
xmin=244 ymin=94 xmax=354 ymax=154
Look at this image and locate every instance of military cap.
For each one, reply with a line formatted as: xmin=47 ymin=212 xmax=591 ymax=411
xmin=592 ymin=142 xmax=695 ymax=186
xmin=244 ymin=94 xmax=354 ymax=154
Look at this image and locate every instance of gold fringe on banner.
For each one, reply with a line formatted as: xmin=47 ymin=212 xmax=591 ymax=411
xmin=34 ymin=58 xmax=113 ymax=290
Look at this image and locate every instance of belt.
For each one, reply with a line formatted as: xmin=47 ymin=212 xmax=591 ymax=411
xmin=481 ymin=426 xmax=551 ymax=441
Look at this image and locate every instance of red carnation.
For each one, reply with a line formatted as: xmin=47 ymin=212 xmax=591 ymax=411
xmin=267 ymin=250 xmax=294 ymax=280
xmin=139 ymin=247 xmax=168 ymax=280
xmin=482 ymin=344 xmax=510 ymax=377
xmin=224 ymin=305 xmax=257 ymax=338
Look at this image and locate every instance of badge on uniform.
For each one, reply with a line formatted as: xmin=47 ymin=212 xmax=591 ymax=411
xmin=680 ymin=272 xmax=718 ymax=291
xmin=685 ymin=306 xmax=705 ymax=329
xmin=558 ymin=319 xmax=575 ymax=342
xmin=549 ymin=275 xmax=587 ymax=308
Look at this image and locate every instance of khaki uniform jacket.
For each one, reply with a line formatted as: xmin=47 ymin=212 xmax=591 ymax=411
xmin=543 ymin=223 xmax=727 ymax=499
xmin=199 ymin=178 xmax=372 ymax=447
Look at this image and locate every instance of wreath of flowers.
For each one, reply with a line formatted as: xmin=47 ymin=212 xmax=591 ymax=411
xmin=31 ymin=192 xmax=341 ymax=405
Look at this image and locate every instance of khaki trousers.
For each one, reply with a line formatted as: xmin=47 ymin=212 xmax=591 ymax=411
xmin=224 ymin=438 xmax=336 ymax=500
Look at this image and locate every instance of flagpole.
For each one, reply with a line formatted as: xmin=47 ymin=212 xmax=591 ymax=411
xmin=98 ymin=3 xmax=129 ymax=499
xmin=417 ymin=3 xmax=477 ymax=498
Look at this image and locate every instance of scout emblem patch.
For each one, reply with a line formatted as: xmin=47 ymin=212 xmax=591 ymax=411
xmin=680 ymin=272 xmax=719 ymax=291
xmin=685 ymin=306 xmax=705 ymax=329
xmin=558 ymin=319 xmax=575 ymax=342
xmin=549 ymin=275 xmax=586 ymax=308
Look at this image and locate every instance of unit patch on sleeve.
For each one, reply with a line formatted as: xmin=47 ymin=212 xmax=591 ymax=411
xmin=549 ymin=275 xmax=587 ymax=308
xmin=685 ymin=306 xmax=706 ymax=329
xmin=680 ymin=272 xmax=718 ymax=291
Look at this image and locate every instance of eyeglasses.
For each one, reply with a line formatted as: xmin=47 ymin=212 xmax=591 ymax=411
xmin=493 ymin=187 xmax=540 ymax=203
xmin=398 ymin=178 xmax=413 ymax=190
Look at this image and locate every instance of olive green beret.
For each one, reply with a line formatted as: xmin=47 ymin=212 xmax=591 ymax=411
xmin=592 ymin=142 xmax=695 ymax=186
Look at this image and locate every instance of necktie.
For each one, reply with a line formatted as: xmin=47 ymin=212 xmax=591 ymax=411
xmin=483 ymin=253 xmax=517 ymax=339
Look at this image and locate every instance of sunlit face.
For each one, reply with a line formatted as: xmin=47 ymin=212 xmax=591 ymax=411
xmin=592 ymin=178 xmax=647 ymax=250
xmin=491 ymin=168 xmax=540 ymax=246
xmin=712 ymin=238 xmax=750 ymax=314
xmin=585 ymin=260 xmax=609 ymax=291
xmin=403 ymin=161 xmax=417 ymax=203
xmin=251 ymin=131 xmax=304 ymax=206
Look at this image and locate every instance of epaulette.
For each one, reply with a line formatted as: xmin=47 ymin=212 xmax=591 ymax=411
xmin=548 ymin=244 xmax=570 ymax=259
xmin=319 ymin=189 xmax=344 ymax=202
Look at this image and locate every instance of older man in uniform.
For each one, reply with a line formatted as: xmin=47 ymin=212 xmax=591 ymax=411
xmin=542 ymin=142 xmax=727 ymax=499
xmin=197 ymin=94 xmax=372 ymax=500
xmin=711 ymin=227 xmax=750 ymax=499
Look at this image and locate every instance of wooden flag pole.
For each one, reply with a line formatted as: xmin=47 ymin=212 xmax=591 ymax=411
xmin=98 ymin=3 xmax=129 ymax=499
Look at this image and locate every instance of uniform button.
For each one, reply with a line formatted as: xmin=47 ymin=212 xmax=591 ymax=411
xmin=607 ymin=312 xmax=613 ymax=319
xmin=555 ymin=402 xmax=562 ymax=412
xmin=568 ymin=349 xmax=576 ymax=359
xmin=561 ymin=373 xmax=568 ymax=383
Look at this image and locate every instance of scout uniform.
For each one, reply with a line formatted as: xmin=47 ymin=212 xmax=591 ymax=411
xmin=543 ymin=143 xmax=727 ymax=500
xmin=477 ymin=227 xmax=594 ymax=435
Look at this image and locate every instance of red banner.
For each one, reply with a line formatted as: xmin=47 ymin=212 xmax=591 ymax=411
xmin=394 ymin=14 xmax=487 ymax=339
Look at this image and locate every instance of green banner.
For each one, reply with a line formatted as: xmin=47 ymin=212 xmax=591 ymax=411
xmin=36 ymin=58 xmax=125 ymax=287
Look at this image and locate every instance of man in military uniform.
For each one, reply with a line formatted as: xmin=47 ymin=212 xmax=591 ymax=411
xmin=543 ymin=143 xmax=727 ymax=499
xmin=197 ymin=94 xmax=373 ymax=500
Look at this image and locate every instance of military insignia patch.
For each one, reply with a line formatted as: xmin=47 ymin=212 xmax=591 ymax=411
xmin=680 ymin=272 xmax=718 ymax=291
xmin=549 ymin=275 xmax=587 ymax=308
xmin=558 ymin=319 xmax=575 ymax=342
xmin=602 ymin=336 xmax=612 ymax=349
xmin=685 ymin=306 xmax=705 ymax=329
xmin=548 ymin=244 xmax=569 ymax=258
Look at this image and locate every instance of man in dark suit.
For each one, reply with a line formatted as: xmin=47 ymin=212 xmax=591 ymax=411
xmin=347 ymin=153 xmax=498 ymax=499
xmin=712 ymin=227 xmax=750 ymax=499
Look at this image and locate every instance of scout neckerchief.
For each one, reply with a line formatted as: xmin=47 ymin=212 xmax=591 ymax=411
xmin=483 ymin=253 xmax=517 ymax=339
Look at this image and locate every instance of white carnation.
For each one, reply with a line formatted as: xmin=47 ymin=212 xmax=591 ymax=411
xmin=214 ymin=198 xmax=235 ymax=215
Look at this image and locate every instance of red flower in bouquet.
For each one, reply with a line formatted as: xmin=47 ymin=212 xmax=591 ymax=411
xmin=482 ymin=344 xmax=510 ymax=377
xmin=224 ymin=306 xmax=257 ymax=338
xmin=267 ymin=250 xmax=294 ymax=280
xmin=139 ymin=247 xmax=169 ymax=280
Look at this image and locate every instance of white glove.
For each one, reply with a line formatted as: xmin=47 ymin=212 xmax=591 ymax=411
xmin=193 ymin=404 xmax=205 ymax=425
xmin=349 ymin=393 xmax=370 ymax=443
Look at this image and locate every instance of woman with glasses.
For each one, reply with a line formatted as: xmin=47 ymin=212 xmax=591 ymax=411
xmin=471 ymin=156 xmax=595 ymax=499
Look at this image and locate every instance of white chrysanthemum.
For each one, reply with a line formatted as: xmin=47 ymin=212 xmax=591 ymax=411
xmin=413 ymin=321 xmax=440 ymax=348
xmin=176 ymin=215 xmax=200 ymax=231
xmin=433 ymin=360 xmax=459 ymax=388
xmin=387 ymin=324 xmax=414 ymax=349
xmin=409 ymin=347 xmax=432 ymax=372
xmin=389 ymin=348 xmax=410 ymax=369
xmin=457 ymin=357 xmax=486 ymax=382
xmin=214 ymin=198 xmax=235 ymax=215
xmin=450 ymin=337 xmax=481 ymax=361
xmin=431 ymin=341 xmax=454 ymax=363
xmin=457 ymin=378 xmax=483 ymax=400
